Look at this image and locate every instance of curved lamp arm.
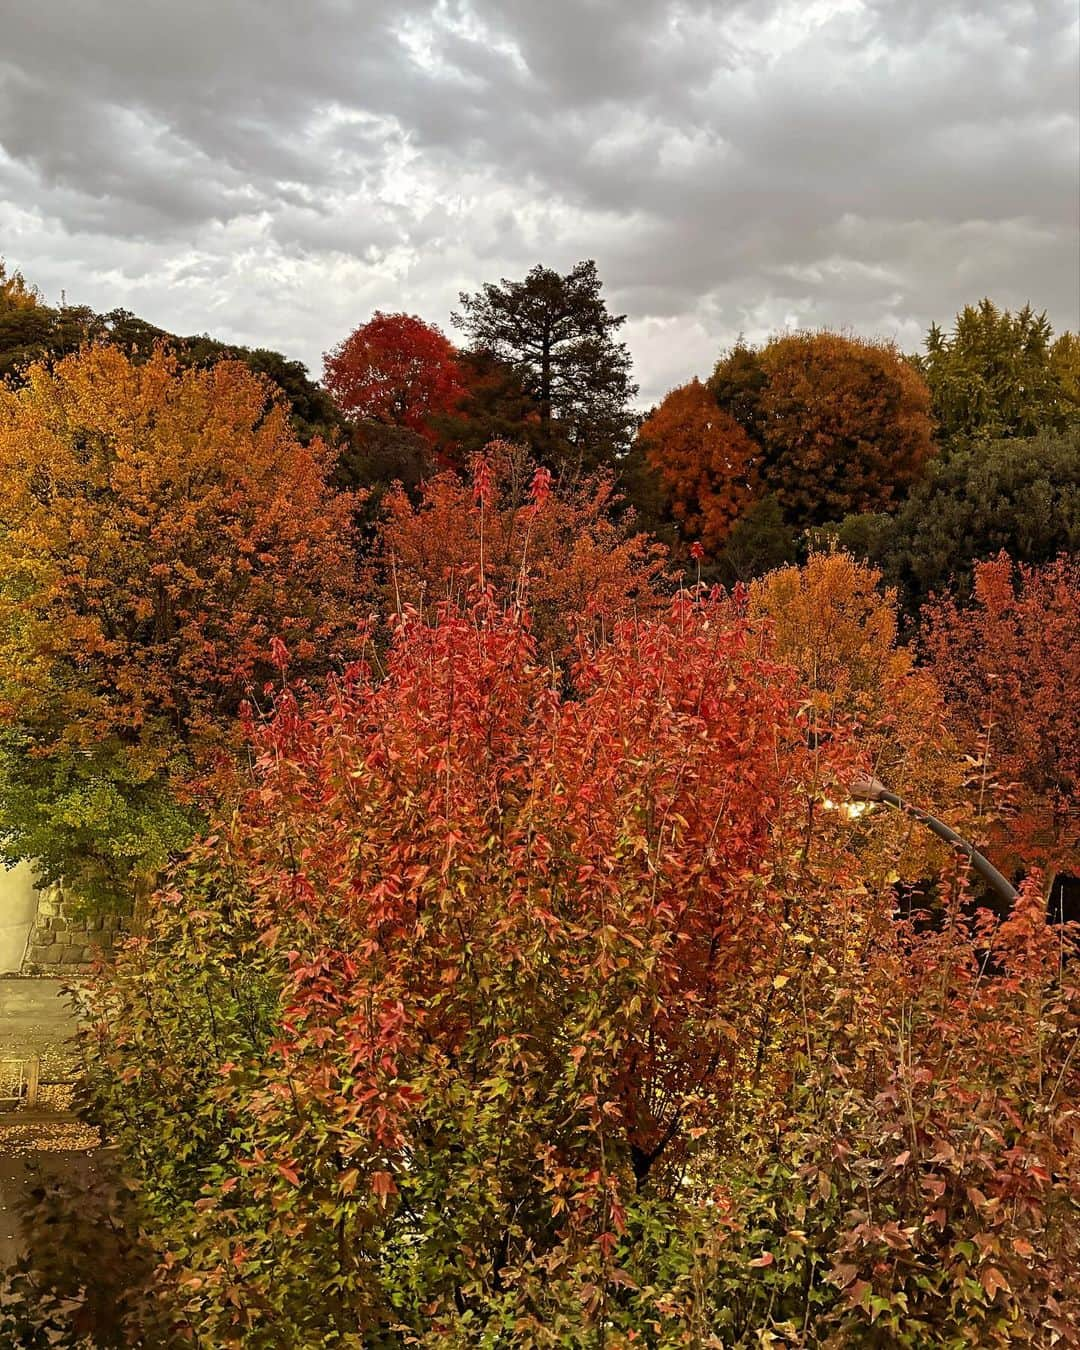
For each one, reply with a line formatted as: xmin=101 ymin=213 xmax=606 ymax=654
xmin=847 ymin=773 xmax=1018 ymax=906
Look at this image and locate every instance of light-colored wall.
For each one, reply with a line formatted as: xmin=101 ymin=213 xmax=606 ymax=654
xmin=0 ymin=861 xmax=41 ymax=974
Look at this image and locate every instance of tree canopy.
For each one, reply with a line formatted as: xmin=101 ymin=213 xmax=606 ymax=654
xmin=825 ymin=426 xmax=1080 ymax=611
xmin=0 ymin=290 xmax=344 ymax=445
xmin=322 ymin=311 xmax=465 ymax=444
xmin=709 ymin=331 xmax=935 ymax=527
xmin=631 ymin=379 xmax=759 ymax=556
xmin=918 ymin=300 xmax=1080 ymax=448
xmin=0 ymin=346 xmax=362 ymax=903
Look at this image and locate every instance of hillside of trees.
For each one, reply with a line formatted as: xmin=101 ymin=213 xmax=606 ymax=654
xmin=1 ymin=255 xmax=1078 ymax=1346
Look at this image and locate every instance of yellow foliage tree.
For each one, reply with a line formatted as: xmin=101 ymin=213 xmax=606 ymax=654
xmin=749 ymin=552 xmax=967 ymax=883
xmin=0 ymin=345 xmax=363 ymax=904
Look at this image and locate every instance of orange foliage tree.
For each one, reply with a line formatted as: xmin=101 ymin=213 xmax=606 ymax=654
xmin=634 ymin=379 xmax=759 ymax=554
xmin=922 ymin=553 xmax=1080 ymax=882
xmin=0 ymin=345 xmax=363 ymax=902
xmin=372 ymin=441 xmax=667 ymax=663
xmin=322 ymin=311 xmax=465 ymax=444
xmin=710 ymin=332 xmax=935 ymax=526
xmin=748 ymin=552 xmax=966 ymax=881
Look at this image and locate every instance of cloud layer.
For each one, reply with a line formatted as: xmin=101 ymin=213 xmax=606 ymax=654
xmin=1 ymin=0 xmax=1077 ymax=402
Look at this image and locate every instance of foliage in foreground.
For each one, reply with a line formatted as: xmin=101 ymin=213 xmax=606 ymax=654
xmin=370 ymin=442 xmax=667 ymax=663
xmin=3 ymin=593 xmax=1077 ymax=1347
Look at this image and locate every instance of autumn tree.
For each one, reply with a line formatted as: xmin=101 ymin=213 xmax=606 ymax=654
xmin=709 ymin=331 xmax=935 ymax=527
xmin=0 ymin=346 xmax=363 ymax=904
xmin=921 ymin=553 xmax=1080 ymax=881
xmin=748 ymin=552 xmax=966 ymax=881
xmin=19 ymin=589 xmax=867 ymax=1343
xmin=629 ymin=379 xmax=759 ymax=556
xmin=918 ymin=299 xmax=1080 ymax=448
xmin=373 ymin=441 xmax=666 ymax=663
xmin=453 ymin=260 xmax=637 ymax=476
xmin=322 ymin=311 xmax=465 ymax=444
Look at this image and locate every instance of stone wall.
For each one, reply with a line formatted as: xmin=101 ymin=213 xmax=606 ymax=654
xmin=20 ymin=883 xmax=127 ymax=973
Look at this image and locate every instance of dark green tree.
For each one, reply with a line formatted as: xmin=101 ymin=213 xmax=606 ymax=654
xmin=714 ymin=494 xmax=798 ymax=585
xmin=430 ymin=348 xmax=546 ymax=470
xmin=705 ymin=340 xmax=768 ymax=441
xmin=452 ymin=260 xmax=637 ymax=476
xmin=333 ymin=420 xmax=435 ymax=543
xmin=0 ymin=281 xmax=344 ymax=446
xmin=917 ymin=300 xmax=1080 ymax=448
xmin=823 ymin=427 xmax=1080 ymax=612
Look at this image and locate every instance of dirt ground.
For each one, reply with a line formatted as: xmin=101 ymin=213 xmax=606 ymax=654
xmin=0 ymin=1147 xmax=102 ymax=1271
xmin=0 ymin=978 xmax=100 ymax=1269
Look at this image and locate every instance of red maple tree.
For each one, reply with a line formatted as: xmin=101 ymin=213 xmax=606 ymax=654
xmin=322 ymin=311 xmax=465 ymax=443
xmin=922 ymin=553 xmax=1080 ymax=881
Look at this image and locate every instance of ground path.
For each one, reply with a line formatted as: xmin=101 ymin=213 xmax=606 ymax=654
xmin=0 ymin=978 xmax=99 ymax=1271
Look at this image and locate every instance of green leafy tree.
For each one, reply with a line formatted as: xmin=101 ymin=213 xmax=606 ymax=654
xmin=714 ymin=494 xmax=798 ymax=584
xmin=332 ymin=419 xmax=435 ymax=543
xmin=453 ymin=260 xmax=637 ymax=476
xmin=917 ymin=299 xmax=1080 ymax=447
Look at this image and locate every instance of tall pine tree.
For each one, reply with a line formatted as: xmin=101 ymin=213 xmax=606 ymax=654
xmin=452 ymin=260 xmax=636 ymax=477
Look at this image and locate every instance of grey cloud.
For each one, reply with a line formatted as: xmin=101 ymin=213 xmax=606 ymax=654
xmin=0 ymin=0 xmax=1075 ymax=404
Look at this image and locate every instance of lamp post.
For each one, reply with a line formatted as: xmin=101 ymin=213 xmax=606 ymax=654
xmin=847 ymin=773 xmax=1018 ymax=906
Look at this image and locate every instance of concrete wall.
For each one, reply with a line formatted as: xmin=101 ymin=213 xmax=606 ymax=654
xmin=0 ymin=861 xmax=38 ymax=974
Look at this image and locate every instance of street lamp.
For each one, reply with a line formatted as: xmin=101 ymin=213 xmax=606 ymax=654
xmin=847 ymin=773 xmax=1018 ymax=907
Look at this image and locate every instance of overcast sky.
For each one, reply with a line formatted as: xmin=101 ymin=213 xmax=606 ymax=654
xmin=1 ymin=0 xmax=1077 ymax=404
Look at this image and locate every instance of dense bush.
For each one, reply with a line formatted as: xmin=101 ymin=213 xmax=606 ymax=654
xmin=4 ymin=584 xmax=1077 ymax=1346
